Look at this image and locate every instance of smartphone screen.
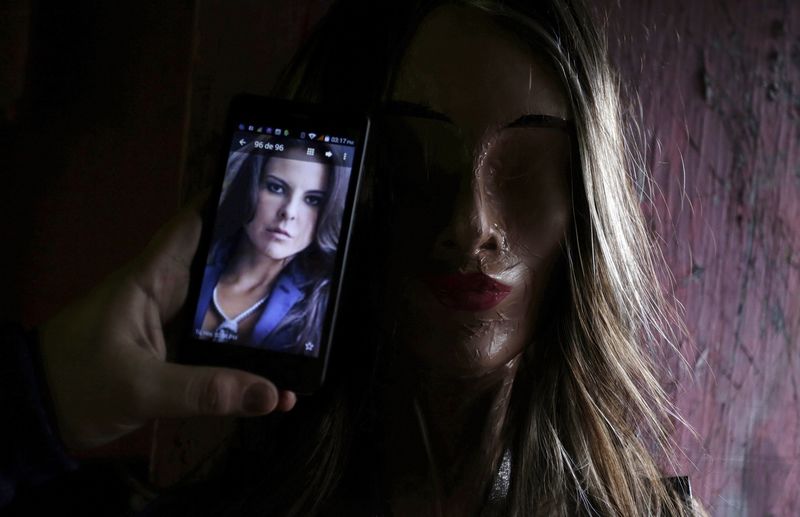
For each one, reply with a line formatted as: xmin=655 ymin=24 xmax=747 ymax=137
xmin=181 ymin=96 xmax=369 ymax=392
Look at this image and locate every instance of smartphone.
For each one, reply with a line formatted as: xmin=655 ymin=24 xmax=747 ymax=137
xmin=178 ymin=94 xmax=370 ymax=394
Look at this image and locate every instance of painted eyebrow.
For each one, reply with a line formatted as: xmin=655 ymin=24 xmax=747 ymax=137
xmin=382 ymin=100 xmax=574 ymax=133
xmin=505 ymin=114 xmax=574 ymax=132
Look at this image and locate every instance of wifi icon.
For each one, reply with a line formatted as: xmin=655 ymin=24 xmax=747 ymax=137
xmin=308 ymin=132 xmax=317 ymax=140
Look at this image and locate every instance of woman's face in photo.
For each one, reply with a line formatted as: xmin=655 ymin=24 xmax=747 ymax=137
xmin=384 ymin=5 xmax=573 ymax=376
xmin=244 ymin=157 xmax=328 ymax=261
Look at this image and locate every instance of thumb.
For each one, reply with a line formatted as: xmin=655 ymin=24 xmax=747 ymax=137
xmin=145 ymin=360 xmax=280 ymax=418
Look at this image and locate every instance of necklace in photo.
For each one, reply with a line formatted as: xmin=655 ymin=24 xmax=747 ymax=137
xmin=211 ymin=285 xmax=269 ymax=342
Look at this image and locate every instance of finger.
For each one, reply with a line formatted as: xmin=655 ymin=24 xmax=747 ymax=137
xmin=276 ymin=390 xmax=297 ymax=412
xmin=134 ymin=200 xmax=204 ymax=321
xmin=145 ymin=360 xmax=281 ymax=418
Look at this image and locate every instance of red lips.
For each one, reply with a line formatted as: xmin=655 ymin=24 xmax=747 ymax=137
xmin=422 ymin=272 xmax=512 ymax=311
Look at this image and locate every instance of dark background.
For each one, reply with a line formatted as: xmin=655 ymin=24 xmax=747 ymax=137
xmin=2 ymin=1 xmax=798 ymax=514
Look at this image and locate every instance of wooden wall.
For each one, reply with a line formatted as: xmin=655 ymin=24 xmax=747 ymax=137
xmin=600 ymin=0 xmax=800 ymax=514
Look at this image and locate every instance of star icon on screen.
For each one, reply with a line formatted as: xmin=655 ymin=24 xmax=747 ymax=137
xmin=304 ymin=342 xmax=315 ymax=352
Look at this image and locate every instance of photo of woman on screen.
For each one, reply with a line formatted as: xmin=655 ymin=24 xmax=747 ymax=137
xmin=193 ymin=138 xmax=347 ymax=357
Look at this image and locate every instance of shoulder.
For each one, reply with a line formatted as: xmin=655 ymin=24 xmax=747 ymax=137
xmin=283 ymin=256 xmax=312 ymax=288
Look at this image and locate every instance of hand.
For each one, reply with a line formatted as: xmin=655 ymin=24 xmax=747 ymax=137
xmin=38 ymin=197 xmax=297 ymax=452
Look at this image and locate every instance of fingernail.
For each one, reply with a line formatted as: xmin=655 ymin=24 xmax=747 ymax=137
xmin=242 ymin=384 xmax=272 ymax=414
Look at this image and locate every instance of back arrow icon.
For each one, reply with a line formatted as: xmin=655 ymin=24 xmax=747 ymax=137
xmin=239 ymin=139 xmax=246 ymax=146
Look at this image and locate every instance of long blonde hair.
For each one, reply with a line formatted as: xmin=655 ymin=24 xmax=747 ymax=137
xmin=224 ymin=1 xmax=695 ymax=515
xmin=479 ymin=2 xmax=693 ymax=513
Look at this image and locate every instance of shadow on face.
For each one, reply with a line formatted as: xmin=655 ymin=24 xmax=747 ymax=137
xmin=379 ymin=4 xmax=573 ymax=377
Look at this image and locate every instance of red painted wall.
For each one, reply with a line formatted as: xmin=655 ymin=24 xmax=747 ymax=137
xmin=599 ymin=1 xmax=800 ymax=514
